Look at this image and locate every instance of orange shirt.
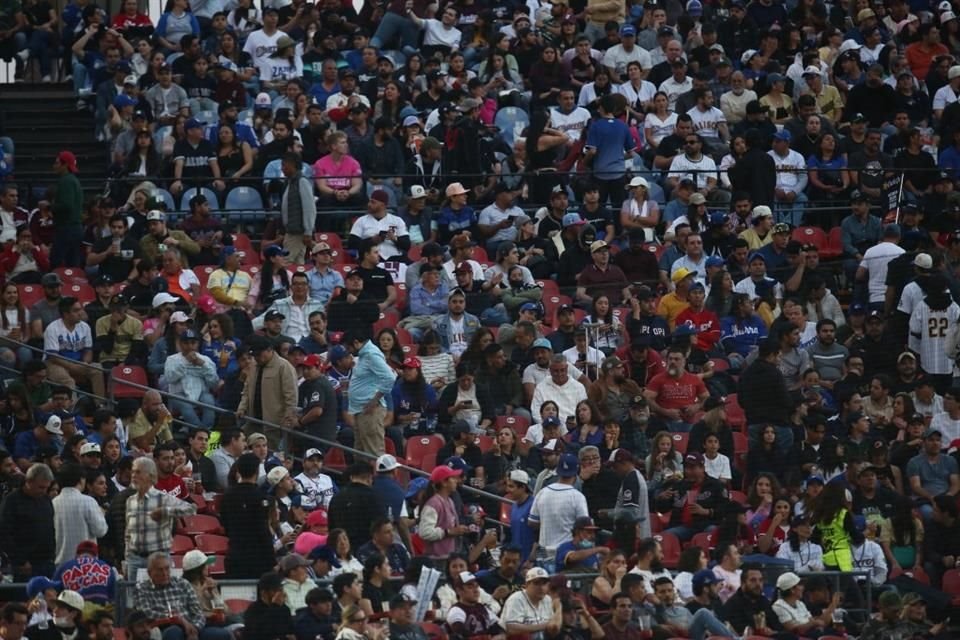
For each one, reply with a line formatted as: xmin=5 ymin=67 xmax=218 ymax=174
xmin=905 ymin=41 xmax=949 ymax=81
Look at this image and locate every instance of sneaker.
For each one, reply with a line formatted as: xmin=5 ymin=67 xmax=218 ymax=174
xmin=77 ymin=87 xmax=92 ymax=97
xmin=76 ymin=99 xmax=87 ymax=110
xmin=16 ymin=50 xmax=29 ymax=63
xmin=41 ymin=75 xmax=52 ymax=83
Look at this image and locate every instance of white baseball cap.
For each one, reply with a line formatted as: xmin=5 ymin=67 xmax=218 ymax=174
xmin=266 ymin=466 xmax=289 ymax=487
xmin=170 ymin=311 xmax=191 ymax=324
xmin=182 ymin=549 xmax=216 ymax=572
xmin=752 ymin=205 xmax=773 ymax=221
xmin=376 ymin=454 xmax=399 ymax=472
xmin=146 ymin=209 xmax=165 ymax=222
xmin=45 ymin=415 xmax=63 ymax=435
xmin=458 ymin=571 xmax=478 ymax=584
xmin=914 ymin=253 xmax=933 ymax=270
xmin=409 ymin=185 xmax=427 ymax=199
xmin=80 ymin=443 xmax=101 ymax=456
xmin=776 ymin=572 xmax=801 ymax=591
xmin=56 ymin=590 xmax=85 ymax=612
xmin=525 ymin=567 xmax=550 ymax=582
xmin=152 ymin=292 xmax=179 ymax=308
xmin=629 ymin=176 xmax=649 ymax=189
xmin=255 ymin=92 xmax=272 ymax=107
xmin=508 ymin=469 xmax=530 ymax=485
xmin=802 ymin=65 xmax=821 ymax=76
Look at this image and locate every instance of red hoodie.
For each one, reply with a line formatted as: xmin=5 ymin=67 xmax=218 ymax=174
xmin=674 ymin=306 xmax=721 ymax=352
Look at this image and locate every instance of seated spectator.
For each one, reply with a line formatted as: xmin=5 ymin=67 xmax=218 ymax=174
xmin=313 ymin=131 xmax=365 ymax=210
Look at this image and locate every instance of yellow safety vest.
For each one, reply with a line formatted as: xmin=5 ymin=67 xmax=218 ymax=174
xmin=820 ymin=508 xmax=853 ymax=571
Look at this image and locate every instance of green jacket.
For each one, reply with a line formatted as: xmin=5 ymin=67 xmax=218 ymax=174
xmin=52 ymin=172 xmax=83 ymax=226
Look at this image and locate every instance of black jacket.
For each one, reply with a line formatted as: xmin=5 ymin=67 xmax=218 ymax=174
xmin=0 ymin=487 xmax=55 ymax=571
xmin=728 ymin=147 xmax=776 ymax=206
xmin=220 ymin=482 xmax=275 ymax=578
xmin=653 ymin=476 xmax=729 ymax=531
xmin=244 ymin=601 xmax=295 ymax=640
xmin=738 ymin=358 xmax=792 ymax=425
xmin=327 ymin=481 xmax=387 ymax=549
xmin=719 ymin=588 xmax=784 ymax=634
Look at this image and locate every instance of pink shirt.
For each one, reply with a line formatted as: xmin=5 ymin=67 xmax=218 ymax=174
xmin=312 ymin=154 xmax=362 ymax=191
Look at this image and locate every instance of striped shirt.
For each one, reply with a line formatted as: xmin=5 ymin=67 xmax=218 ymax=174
xmin=908 ymin=300 xmax=960 ymax=375
xmin=125 ymin=487 xmax=197 ymax=556
xmin=528 ymin=483 xmax=589 ymax=553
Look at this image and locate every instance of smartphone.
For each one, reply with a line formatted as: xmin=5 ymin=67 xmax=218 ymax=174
xmin=462 ymin=400 xmax=473 ymax=406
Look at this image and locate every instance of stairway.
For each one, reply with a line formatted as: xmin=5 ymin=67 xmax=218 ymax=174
xmin=0 ymin=82 xmax=109 ymax=202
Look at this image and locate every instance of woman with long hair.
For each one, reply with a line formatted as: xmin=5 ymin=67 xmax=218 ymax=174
xmin=0 ymin=283 xmax=31 ymax=366
xmin=756 ymin=497 xmax=793 ymax=554
xmin=525 ymin=109 xmax=568 ymax=205
xmin=529 ymin=46 xmax=567 ymax=107
xmin=155 ymin=0 xmax=199 ymax=54
xmin=248 ymin=245 xmax=291 ymax=311
xmin=327 ymin=528 xmax=364 ymax=577
xmin=458 ymin=327 xmax=494 ymax=371
xmin=688 ymin=396 xmax=734 ymax=456
xmin=706 ymin=270 xmax=735 ymax=317
xmin=373 ymin=81 xmax=408 ymax=123
xmin=775 ymin=514 xmax=824 ymax=571
xmin=746 ymin=425 xmax=785 ymax=485
xmin=620 ymin=176 xmax=660 ymax=242
xmin=100 ymin=435 xmax=124 ymax=475
xmin=643 ymin=91 xmax=677 ymax=155
xmin=147 ymin=311 xmax=192 ymax=378
xmin=391 ymin=356 xmax=438 ymax=436
xmin=710 ymin=501 xmax=757 ymax=552
xmin=215 ymin=31 xmax=256 ymax=83
xmin=746 ymin=473 xmax=782 ymax=531
xmin=201 ymin=313 xmax=239 ymax=378
xmin=566 ymin=400 xmax=604 ymax=454
xmin=0 ymin=384 xmax=34 ymax=449
xmin=811 ymin=482 xmax=857 ymax=572
xmin=590 ymin=549 xmax=628 ymax=609
xmin=182 ymin=550 xmax=236 ymax=628
xmin=599 ymin=420 xmax=622 ymax=461
xmin=360 ymin=552 xmax=394 ymax=614
xmin=819 ymin=439 xmax=847 ymax=481
xmin=435 ymin=552 xmax=500 ymax=618
xmin=84 ymin=469 xmax=111 ymax=511
xmin=671 ymin=546 xmax=709 ymax=602
xmin=888 ymin=497 xmax=924 ymax=573
xmin=398 ymin=53 xmax=426 ymax=98
xmin=215 ymin=124 xmax=253 ymax=183
xmin=121 ymin=128 xmax=163 ymax=179
xmin=481 ymin=426 xmax=523 ymax=491
xmin=376 ymin=328 xmax=405 ymax=371
xmin=645 ymin=431 xmax=684 ymax=493
xmin=417 ymin=329 xmax=456 ymax=393
xmin=719 ymin=134 xmax=747 ymax=190
xmin=477 ymin=50 xmax=522 ymax=93
xmin=583 ymin=295 xmax=624 ymax=353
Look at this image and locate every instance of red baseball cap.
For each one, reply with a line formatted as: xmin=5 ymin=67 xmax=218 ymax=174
xmin=402 ymin=356 xmax=421 ymax=369
xmin=303 ymin=354 xmax=323 ymax=368
xmin=306 ymin=509 xmax=329 ymax=528
xmin=430 ymin=466 xmax=462 ymax=483
xmin=57 ymin=150 xmax=78 ymax=173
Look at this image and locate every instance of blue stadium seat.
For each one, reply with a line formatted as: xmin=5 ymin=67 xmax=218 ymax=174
xmin=225 ymin=186 xmax=264 ymax=212
xmin=154 ymin=188 xmax=176 ymax=212
xmin=494 ymin=107 xmax=529 ymax=146
xmin=180 ymin=187 xmax=220 ymax=211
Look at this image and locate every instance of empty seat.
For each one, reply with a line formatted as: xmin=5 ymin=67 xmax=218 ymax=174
xmin=224 ymin=186 xmax=264 ymax=211
xmin=111 ymin=365 xmax=149 ymax=399
xmin=181 ymin=514 xmax=223 ymax=536
xmin=194 ymin=534 xmax=230 ymax=554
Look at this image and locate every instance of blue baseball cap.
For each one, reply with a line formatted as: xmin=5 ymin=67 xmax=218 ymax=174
xmin=562 ymin=213 xmax=586 ymax=227
xmin=520 ymin=302 xmax=540 ymax=313
xmin=849 ymin=302 xmax=866 ymax=315
xmin=185 ymin=118 xmax=204 ymax=130
xmin=405 ymin=476 xmax=429 ymax=498
xmin=445 ymin=456 xmax=471 ymax=472
xmin=113 ymin=94 xmax=137 ymax=109
xmin=542 ymin=416 xmax=562 ymax=428
xmin=532 ymin=338 xmax=553 ymax=351
xmin=708 ymin=212 xmax=729 ymax=227
xmin=748 ymin=251 xmax=766 ymax=264
xmin=773 ymin=129 xmax=792 ymax=142
xmin=264 ymin=244 xmax=290 ymax=258
xmin=307 ymin=545 xmax=341 ymax=568
xmin=328 ymin=345 xmax=349 ymax=362
xmin=692 ymin=569 xmax=720 ymax=588
xmin=620 ymin=24 xmax=637 ymax=36
xmin=706 ymin=256 xmax=725 ymax=268
xmin=556 ymin=453 xmax=580 ymax=477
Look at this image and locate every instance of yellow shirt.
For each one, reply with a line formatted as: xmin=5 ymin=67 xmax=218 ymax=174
xmin=206 ymin=267 xmax=254 ymax=308
xmin=127 ymin=408 xmax=174 ymax=451
xmin=95 ymin=314 xmax=144 ymax=363
xmin=739 ymin=228 xmax=773 ymax=251
xmin=656 ymin=292 xmax=690 ymax=330
xmin=809 ymin=85 xmax=844 ymax=123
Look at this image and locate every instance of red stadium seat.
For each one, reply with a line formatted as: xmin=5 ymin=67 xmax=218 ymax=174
xmin=729 ymin=490 xmax=748 ymax=505
xmin=823 ymin=227 xmax=843 ymax=260
xmin=396 ymin=327 xmax=414 ymax=346
xmin=314 ymin=233 xmax=343 ymax=253
xmin=791 ymin=226 xmax=827 ymax=248
xmin=419 ymin=622 xmax=448 ymax=640
xmin=195 ymin=265 xmax=216 ymax=290
xmin=111 ymin=365 xmax=148 ymax=399
xmin=655 ymin=532 xmax=682 ymax=568
xmin=55 ymin=267 xmax=87 ymax=284
xmin=66 ymin=282 xmax=95 ymax=304
xmin=651 ymin=512 xmax=670 ymax=534
xmin=194 ymin=534 xmax=230 ymax=554
xmin=725 ymin=394 xmax=746 ymax=431
xmin=171 ymin=534 xmax=194 ymax=554
xmin=732 ymin=432 xmax=749 ymax=474
xmin=472 ymin=247 xmax=489 ymax=263
xmin=18 ymin=284 xmax=44 ymax=309
xmin=395 ymin=282 xmax=407 ymax=312
xmin=401 ymin=344 xmax=419 ymax=356
xmin=477 ymin=435 xmax=494 ymax=453
xmin=182 ymin=514 xmax=223 ymax=536
xmin=224 ymin=599 xmax=253 ymax=614
xmin=209 ymin=555 xmax=226 ymax=576
xmin=690 ymin=531 xmax=713 ymax=551
xmin=408 ymin=244 xmax=422 ymax=262
xmin=405 ymin=435 xmax=445 ymax=469
xmin=233 ymin=233 xmax=260 ymax=265
xmin=943 ymin=569 xmax=960 ymax=604
xmin=671 ymin=433 xmax=689 ymax=454
xmin=496 ymin=415 xmax=530 ymax=439
xmin=384 ymin=437 xmax=397 ymax=456
xmin=536 ymin=280 xmax=560 ymax=297
xmin=324 ymin=447 xmax=348 ymax=473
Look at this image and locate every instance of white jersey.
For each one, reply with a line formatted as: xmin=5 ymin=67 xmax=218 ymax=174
xmin=686 ymin=105 xmax=726 ymax=140
xmin=934 ymin=83 xmax=960 ymax=112
xmin=667 ymin=153 xmax=717 ymax=190
xmin=550 ymin=106 xmax=592 ymax=142
xmin=616 ymin=80 xmax=657 ymax=111
xmin=294 ymin=471 xmax=338 ymax=510
xmin=908 ymin=300 xmax=960 ymax=375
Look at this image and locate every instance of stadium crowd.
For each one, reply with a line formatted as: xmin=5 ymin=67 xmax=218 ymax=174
xmin=6 ymin=0 xmax=960 ymax=637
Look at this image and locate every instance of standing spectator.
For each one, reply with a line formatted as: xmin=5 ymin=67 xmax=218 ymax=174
xmin=50 ymin=151 xmax=84 ymax=268
xmin=0 ymin=463 xmax=55 ymax=580
xmin=585 ymin=94 xmax=637 ymax=207
xmin=529 ymin=453 xmax=589 ymax=559
xmin=739 ymin=339 xmax=793 ymax=447
xmin=281 ymin=152 xmax=317 ymax=265
xmin=344 ymin=330 xmax=396 ymax=456
xmin=418 ymin=465 xmax=470 ymax=560
xmin=124 ymin=457 xmax=197 ymax=578
xmin=326 ymin=462 xmax=385 ymax=550
xmin=237 ymin=335 xmax=298 ymax=451
xmin=220 ymin=453 xmax=275 ymax=579
xmin=52 ymin=462 xmax=108 ymax=565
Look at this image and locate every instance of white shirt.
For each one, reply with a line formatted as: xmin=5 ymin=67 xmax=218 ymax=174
xmin=859 ymin=241 xmax=905 ymax=303
xmin=522 ymin=361 xmax=582 ymax=400
xmin=256 ymin=48 xmax=303 ymax=83
xmin=643 ymin=112 xmax=678 ymax=145
xmin=530 ymin=376 xmax=587 ymax=424
xmin=293 ymin=471 xmax=337 ymax=510
xmin=628 ymin=567 xmax=673 ymax=596
xmin=52 ymin=487 xmax=109 ymax=565
xmin=242 ymin=29 xmax=283 ymax=66
xmin=775 ymin=540 xmax=824 ymax=573
xmin=528 ymin=483 xmax=589 ymax=552
xmin=602 ymin=44 xmax=652 ymax=80
xmin=772 ymin=598 xmax=813 ymax=627
xmin=43 ymin=319 xmax=93 ymax=359
xmin=851 ymin=539 xmax=888 ymax=586
xmin=349 ymin=213 xmax=409 ymax=260
xmin=443 ymin=258 xmax=484 ymax=283
xmin=704 ymin=452 xmax=732 ymax=481
xmin=659 ymin=76 xmax=693 ymax=110
xmin=562 ymin=345 xmax=604 ymax=371
xmin=929 ymin=411 xmax=960 ymax=444
xmin=478 ymin=203 xmax=523 ymax=244
xmin=712 ymin=565 xmax=741 ymax=603
xmin=769 ymin=149 xmax=808 ymax=192
xmin=422 ymin=19 xmax=462 ymax=48
xmin=734 ymin=275 xmax=782 ymax=301
xmin=934 ymin=83 xmax=960 ymax=111
xmin=501 ymin=591 xmax=554 ymax=635
xmin=550 ymin=106 xmax=592 ymax=142
xmin=668 ymin=153 xmax=717 ymax=190
xmin=686 ymin=105 xmax=726 ymax=140
xmin=616 ymin=80 xmax=657 ymax=110
xmin=671 ymin=254 xmax=708 ymax=285
xmin=908 ymin=301 xmax=960 ymax=376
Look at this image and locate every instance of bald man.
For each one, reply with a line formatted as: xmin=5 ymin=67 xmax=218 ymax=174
xmin=127 ymin=391 xmax=175 ymax=452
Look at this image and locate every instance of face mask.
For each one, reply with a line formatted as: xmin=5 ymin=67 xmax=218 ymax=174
xmin=54 ymin=617 xmax=73 ymax=628
xmin=578 ymin=539 xmax=594 ymax=549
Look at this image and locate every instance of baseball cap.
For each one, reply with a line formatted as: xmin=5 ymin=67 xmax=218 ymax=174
xmin=80 ymin=442 xmax=101 ymax=456
xmin=376 ymin=454 xmax=399 ymax=472
xmin=526 ymin=567 xmax=550 ymax=582
xmin=304 ymin=448 xmax=324 ymax=460
xmin=692 ymin=569 xmax=721 ymax=588
xmin=573 ymin=516 xmax=599 ymax=531
xmin=41 ymin=273 xmax=63 ymax=287
xmin=752 ymin=205 xmax=773 ymax=221
xmin=390 ymin=593 xmax=418 ymax=607
xmin=562 ymin=212 xmax=586 ymax=227
xmin=146 ymin=209 xmax=165 ymax=222
xmin=170 ymin=311 xmax=191 ymax=324
xmin=265 ymin=309 xmax=286 ymax=321
xmin=182 ymin=549 xmax=217 ymax=572
xmin=308 ymin=545 xmax=341 ymax=568
xmin=689 ymin=193 xmax=707 ymax=205
xmin=532 ymin=338 xmax=553 ymax=351
xmin=405 ymin=476 xmax=429 ymax=498
xmin=508 ymin=469 xmax=530 ymax=486
xmin=556 ymin=453 xmax=580 ymax=477
xmin=706 ymin=256 xmax=725 ymax=268
xmin=409 ymin=185 xmax=427 ymax=199
xmin=590 ymin=240 xmax=609 ymax=253
xmin=56 ymin=591 xmax=85 ymax=612
xmin=328 ymin=345 xmax=349 ymax=362
xmin=608 ymin=448 xmax=634 ymax=464
xmin=402 ymin=356 xmax=421 ymax=369
xmin=266 ymin=466 xmax=289 ymax=488
xmin=621 ymin=24 xmax=637 ymax=36
xmin=774 ymin=129 xmax=792 ymax=142
xmin=305 ymin=509 xmax=328 ymax=528
xmin=430 ymin=465 xmax=462 ymax=483
xmin=684 ymin=452 xmax=705 ymax=466
xmin=279 ymin=554 xmax=311 ymax=574
xmin=264 ymin=244 xmax=290 ymax=258
xmin=914 ymin=253 xmax=933 ymax=270
xmin=776 ymin=572 xmax=802 ymax=591
xmin=772 ymin=223 xmax=791 ymax=235
xmin=671 ymin=267 xmax=695 ymax=284
xmin=45 ymin=415 xmax=63 ymax=435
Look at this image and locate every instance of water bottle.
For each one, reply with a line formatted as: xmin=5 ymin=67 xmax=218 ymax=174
xmin=37 ymin=597 xmax=48 ymax=630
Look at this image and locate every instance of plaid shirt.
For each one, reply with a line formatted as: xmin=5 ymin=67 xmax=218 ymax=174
xmin=125 ymin=487 xmax=196 ymax=556
xmin=133 ymin=576 xmax=206 ymax=628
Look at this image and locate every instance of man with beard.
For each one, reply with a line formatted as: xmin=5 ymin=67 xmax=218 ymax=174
xmin=588 ymin=356 xmax=643 ymax=423
xmin=848 ymin=129 xmax=893 ymax=204
xmin=605 ymin=448 xmax=650 ymax=552
xmin=325 ymin=271 xmax=379 ymax=333
xmin=643 ymin=348 xmax=709 ymax=430
xmin=614 ymin=229 xmax=660 ymax=284
xmin=127 ymin=390 xmax=174 ymax=453
xmin=153 ymin=441 xmax=189 ymax=500
xmin=475 ymin=344 xmax=528 ymax=422
xmin=448 ymin=571 xmax=506 ymax=638
xmin=720 ymin=565 xmax=786 ymax=636
xmin=849 ymin=311 xmax=900 ymax=380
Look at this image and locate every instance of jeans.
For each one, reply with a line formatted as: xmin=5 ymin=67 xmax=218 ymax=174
xmin=687 ymin=608 xmax=736 ymax=639
xmin=51 ymin=224 xmax=84 ymax=267
xmin=370 ymin=12 xmax=420 ymax=50
xmin=170 ymin=390 xmax=216 ymax=429
xmin=162 ymin=625 xmax=233 ymax=640
xmin=775 ymin=191 xmax=807 ymax=227
xmin=583 ymin=22 xmax=606 ymax=44
xmin=0 ymin=345 xmax=33 ymax=379
xmin=27 ymin=30 xmax=53 ymax=76
xmin=748 ymin=423 xmax=794 ymax=455
xmin=72 ymin=61 xmax=90 ymax=94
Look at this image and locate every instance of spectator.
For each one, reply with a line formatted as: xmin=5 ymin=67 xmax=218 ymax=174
xmin=127 ymin=391 xmax=175 ymax=454
xmin=52 ymin=462 xmax=108 ymax=565
xmin=907 ymin=428 xmax=960 ymax=521
xmin=237 ymin=335 xmax=298 ymax=450
xmin=0 ymin=463 xmax=55 ymax=580
xmin=719 ymin=565 xmax=786 ymax=636
xmin=326 ymin=462 xmax=386 ymax=551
